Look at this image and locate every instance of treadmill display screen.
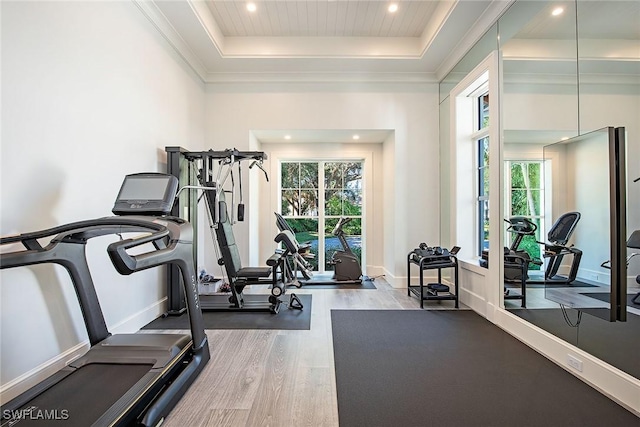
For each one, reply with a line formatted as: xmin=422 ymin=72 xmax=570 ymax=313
xmin=112 ymin=173 xmax=178 ymax=216
xmin=118 ymin=177 xmax=172 ymax=200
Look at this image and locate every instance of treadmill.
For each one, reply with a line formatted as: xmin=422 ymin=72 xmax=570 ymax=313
xmin=0 ymin=173 xmax=210 ymax=426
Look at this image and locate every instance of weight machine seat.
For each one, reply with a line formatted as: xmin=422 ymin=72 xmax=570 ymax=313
xmin=236 ymin=266 xmax=273 ymax=278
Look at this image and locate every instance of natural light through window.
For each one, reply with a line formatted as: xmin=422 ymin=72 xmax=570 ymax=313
xmin=280 ymin=160 xmax=363 ymax=272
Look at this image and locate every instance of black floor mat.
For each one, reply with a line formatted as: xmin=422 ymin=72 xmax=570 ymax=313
xmin=331 ymin=309 xmax=637 ymax=427
xmin=143 ymin=294 xmax=311 ymax=330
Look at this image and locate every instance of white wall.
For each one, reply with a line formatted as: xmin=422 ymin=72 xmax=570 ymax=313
xmin=202 ymin=83 xmax=440 ymax=286
xmin=1 ymin=1 xmax=205 ymax=400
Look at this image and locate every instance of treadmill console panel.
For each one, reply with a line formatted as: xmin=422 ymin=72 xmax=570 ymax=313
xmin=112 ymin=173 xmax=178 ymax=216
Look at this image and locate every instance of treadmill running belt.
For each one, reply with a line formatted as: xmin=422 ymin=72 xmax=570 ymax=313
xmin=10 ymin=363 xmax=152 ymax=426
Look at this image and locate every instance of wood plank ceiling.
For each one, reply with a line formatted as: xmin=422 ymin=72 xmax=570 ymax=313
xmin=206 ymin=0 xmax=440 ymax=37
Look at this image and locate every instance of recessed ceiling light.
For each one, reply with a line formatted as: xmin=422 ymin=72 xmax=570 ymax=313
xmin=551 ymin=7 xmax=563 ymax=16
xmin=247 ymin=2 xmax=257 ymax=12
xmin=561 ymin=137 xmax=569 ymax=141
xmin=284 ymin=135 xmax=291 ymax=140
xmin=352 ymin=134 xmax=360 ymax=140
xmin=388 ymin=4 xmax=398 ymax=13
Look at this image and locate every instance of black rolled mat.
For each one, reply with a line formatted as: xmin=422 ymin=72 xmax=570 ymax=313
xmin=143 ymin=294 xmax=311 ymax=330
xmin=331 ymin=309 xmax=637 ymax=427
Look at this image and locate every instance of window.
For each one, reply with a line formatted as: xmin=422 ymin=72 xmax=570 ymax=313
xmin=281 ymin=162 xmax=319 ymax=216
xmin=475 ymin=91 xmax=490 ymax=256
xmin=280 ymin=160 xmax=363 ymax=272
xmin=505 ymin=161 xmax=544 ymax=267
xmin=324 ymin=162 xmax=363 ymax=271
xmin=450 ymin=52 xmax=497 ymax=263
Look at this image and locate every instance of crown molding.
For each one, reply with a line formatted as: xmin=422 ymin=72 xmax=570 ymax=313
xmin=133 ymin=0 xmax=208 ymax=81
xmin=139 ymin=0 xmax=512 ymax=85
xmin=436 ymin=0 xmax=515 ymax=82
xmin=202 ymin=71 xmax=439 ymax=84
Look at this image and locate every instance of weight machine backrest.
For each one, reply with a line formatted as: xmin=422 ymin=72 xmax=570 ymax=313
xmin=275 ymin=212 xmax=294 ymax=233
xmin=214 ymin=192 xmax=243 ymax=279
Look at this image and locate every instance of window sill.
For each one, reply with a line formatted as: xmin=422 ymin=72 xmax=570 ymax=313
xmin=457 ymin=257 xmax=487 ymax=276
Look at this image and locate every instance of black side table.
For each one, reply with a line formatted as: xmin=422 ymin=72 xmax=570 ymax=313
xmin=407 ymin=251 xmax=459 ymax=308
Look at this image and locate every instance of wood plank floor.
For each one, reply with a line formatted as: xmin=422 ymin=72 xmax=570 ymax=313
xmin=154 ymin=278 xmax=639 ymax=426
xmin=158 ymin=278 xmax=459 ymax=427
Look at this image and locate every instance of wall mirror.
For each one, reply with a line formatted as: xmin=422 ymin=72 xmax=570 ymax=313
xmin=439 ymin=0 xmax=639 ymax=382
xmin=540 ymin=127 xmax=627 ymax=322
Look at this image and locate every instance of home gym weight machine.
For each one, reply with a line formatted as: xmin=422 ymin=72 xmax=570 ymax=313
xmin=165 ymin=147 xmax=302 ymax=314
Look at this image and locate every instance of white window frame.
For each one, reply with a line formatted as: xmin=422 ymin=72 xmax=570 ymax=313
xmin=279 ymin=159 xmax=364 ymax=273
xmin=472 ymin=86 xmax=490 ymax=256
xmin=504 ymin=159 xmax=546 ymax=262
xmin=449 ymin=51 xmax=502 ymax=309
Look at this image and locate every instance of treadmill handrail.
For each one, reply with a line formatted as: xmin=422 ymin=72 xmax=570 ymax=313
xmin=1 ymin=215 xmax=207 ymax=350
xmin=1 ymin=217 xmax=168 ymax=249
xmin=107 ymin=227 xmax=173 ymax=275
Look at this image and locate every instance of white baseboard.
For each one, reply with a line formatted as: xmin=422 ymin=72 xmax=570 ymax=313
xmin=109 ymin=297 xmax=167 ymax=334
xmin=364 ymin=265 xmax=388 ymax=282
xmin=1 ymin=298 xmax=168 ymax=404
xmin=0 ymin=341 xmax=89 ymax=403
xmin=378 ymin=267 xmax=399 ymax=288
xmin=459 ymin=286 xmax=488 ymax=318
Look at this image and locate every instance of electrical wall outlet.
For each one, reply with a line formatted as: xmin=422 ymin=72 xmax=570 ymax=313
xmin=567 ymin=354 xmax=583 ymax=372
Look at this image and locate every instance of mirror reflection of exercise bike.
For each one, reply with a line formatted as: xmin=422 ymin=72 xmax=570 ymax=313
xmin=501 ymin=217 xmax=542 ymax=307
xmin=499 ymin=213 xmax=582 ymax=307
xmin=499 ymin=212 xmax=583 ymax=284
xmin=275 ymin=213 xmax=367 ymax=286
